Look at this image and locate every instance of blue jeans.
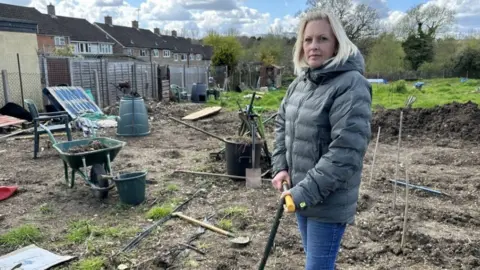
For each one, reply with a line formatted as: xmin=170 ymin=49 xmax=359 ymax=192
xmin=296 ymin=213 xmax=346 ymax=270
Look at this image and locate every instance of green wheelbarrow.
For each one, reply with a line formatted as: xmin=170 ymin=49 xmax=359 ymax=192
xmin=40 ymin=124 xmax=127 ymax=199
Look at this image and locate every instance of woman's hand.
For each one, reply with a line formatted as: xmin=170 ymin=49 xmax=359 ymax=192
xmin=271 ymin=170 xmax=290 ymax=192
xmin=280 ymin=190 xmax=296 ymax=213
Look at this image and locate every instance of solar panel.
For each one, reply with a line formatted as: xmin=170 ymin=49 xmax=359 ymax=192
xmin=43 ymin=86 xmax=104 ymax=119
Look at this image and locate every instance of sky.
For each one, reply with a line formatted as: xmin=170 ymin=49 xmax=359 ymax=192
xmin=1 ymin=0 xmax=479 ymax=37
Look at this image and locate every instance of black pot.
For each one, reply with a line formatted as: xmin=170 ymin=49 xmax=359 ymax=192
xmin=224 ymin=138 xmax=263 ymax=181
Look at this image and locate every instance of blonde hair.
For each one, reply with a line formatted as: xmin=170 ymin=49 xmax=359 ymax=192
xmin=293 ymin=9 xmax=359 ymax=75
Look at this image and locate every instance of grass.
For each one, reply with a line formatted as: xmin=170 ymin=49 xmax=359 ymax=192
xmin=0 ymin=224 xmax=42 ymax=248
xmin=65 ymin=219 xmax=139 ymax=244
xmin=72 ymin=256 xmax=105 ymax=270
xmin=207 ymin=89 xmax=287 ymax=112
xmin=206 ymin=78 xmax=480 ymax=111
xmin=372 ymin=78 xmax=480 ymax=109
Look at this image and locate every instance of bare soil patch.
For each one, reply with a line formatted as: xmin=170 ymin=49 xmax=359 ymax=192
xmin=372 ymin=101 xmax=480 ymax=144
xmin=0 ymin=101 xmax=479 ymax=269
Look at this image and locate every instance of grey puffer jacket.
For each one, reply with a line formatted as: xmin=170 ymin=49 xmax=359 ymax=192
xmin=272 ymin=51 xmax=372 ymax=225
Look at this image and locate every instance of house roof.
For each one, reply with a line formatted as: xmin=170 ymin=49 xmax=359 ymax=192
xmin=95 ymin=23 xmax=163 ymax=49
xmin=0 ymin=17 xmax=37 ymax=33
xmin=0 ymin=3 xmax=68 ymax=36
xmin=49 ymin=15 xmax=111 ymax=43
xmin=96 ymin=22 xmax=213 ymax=58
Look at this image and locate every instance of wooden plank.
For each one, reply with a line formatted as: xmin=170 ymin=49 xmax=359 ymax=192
xmin=182 ymin=106 xmax=222 ymax=121
xmin=0 ymin=115 xmax=26 ymax=128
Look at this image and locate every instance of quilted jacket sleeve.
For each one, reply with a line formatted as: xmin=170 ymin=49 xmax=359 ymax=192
xmin=289 ymin=78 xmax=372 ymax=209
xmin=271 ymin=80 xmax=297 ymax=176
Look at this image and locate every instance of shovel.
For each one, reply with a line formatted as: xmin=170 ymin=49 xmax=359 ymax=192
xmin=172 ymin=212 xmax=250 ymax=247
xmin=246 ymin=112 xmax=261 ymax=189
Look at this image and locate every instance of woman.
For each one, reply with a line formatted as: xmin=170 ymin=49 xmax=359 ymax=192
xmin=271 ymin=9 xmax=372 ymax=270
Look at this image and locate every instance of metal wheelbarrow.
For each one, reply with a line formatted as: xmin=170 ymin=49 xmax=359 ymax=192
xmin=40 ymin=123 xmax=126 ymax=199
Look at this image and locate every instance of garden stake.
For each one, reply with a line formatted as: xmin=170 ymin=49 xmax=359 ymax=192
xmin=258 ymin=181 xmax=295 ymax=270
xmin=393 ymin=110 xmax=403 ymax=209
xmin=368 ymin=126 xmax=381 ymax=185
xmin=401 ymin=161 xmax=410 ymax=248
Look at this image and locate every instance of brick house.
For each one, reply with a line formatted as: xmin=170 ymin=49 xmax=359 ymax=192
xmin=154 ymin=30 xmax=212 ymax=67
xmin=0 ymin=3 xmax=114 ymax=57
xmin=44 ymin=5 xmax=115 ymax=56
xmin=94 ymin=16 xmax=212 ymax=67
xmin=0 ymin=3 xmax=69 ymax=54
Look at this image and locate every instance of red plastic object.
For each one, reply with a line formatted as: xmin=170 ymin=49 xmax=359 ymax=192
xmin=0 ymin=186 xmax=17 ymax=201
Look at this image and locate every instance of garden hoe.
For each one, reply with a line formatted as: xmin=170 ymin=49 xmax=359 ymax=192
xmin=246 ymin=104 xmax=261 ymax=189
xmin=172 ymin=212 xmax=250 ymax=247
xmin=258 ymin=181 xmax=295 ymax=270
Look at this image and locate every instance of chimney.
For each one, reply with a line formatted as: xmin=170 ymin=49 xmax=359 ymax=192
xmin=104 ymin=16 xmax=112 ymax=26
xmin=47 ymin=3 xmax=55 ymax=16
xmin=154 ymin=28 xmax=160 ymax=35
xmin=132 ymin=20 xmax=139 ymax=29
xmin=171 ymin=30 xmax=177 ymax=37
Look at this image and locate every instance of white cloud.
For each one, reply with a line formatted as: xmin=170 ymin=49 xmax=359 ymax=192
xmin=23 ymin=0 xmax=480 ymax=38
xmin=270 ymin=15 xmax=299 ymax=35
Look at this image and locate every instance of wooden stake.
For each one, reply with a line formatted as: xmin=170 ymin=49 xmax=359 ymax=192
xmin=393 ymin=111 xmax=403 ymax=209
xmin=401 ymin=161 xmax=409 ymax=248
xmin=368 ymin=126 xmax=381 ymax=185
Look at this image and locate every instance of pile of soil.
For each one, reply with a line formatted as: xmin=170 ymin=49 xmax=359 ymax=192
xmin=68 ymin=140 xmax=108 ymax=153
xmin=372 ymin=101 xmax=480 ymax=142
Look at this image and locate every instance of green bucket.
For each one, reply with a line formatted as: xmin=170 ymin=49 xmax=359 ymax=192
xmin=114 ymin=171 xmax=147 ymax=205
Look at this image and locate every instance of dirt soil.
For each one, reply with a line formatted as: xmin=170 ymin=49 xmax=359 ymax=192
xmin=1 ymin=100 xmax=480 ymax=270
xmin=68 ymin=140 xmax=109 ymax=154
xmin=372 ymin=101 xmax=480 ymax=144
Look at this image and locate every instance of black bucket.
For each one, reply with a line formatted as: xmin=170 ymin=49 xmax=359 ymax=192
xmin=224 ymin=138 xmax=263 ymax=181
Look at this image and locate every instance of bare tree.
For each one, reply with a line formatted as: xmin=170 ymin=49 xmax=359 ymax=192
xmin=268 ymin=25 xmax=285 ymax=37
xmin=395 ymin=3 xmax=456 ymax=38
xmin=303 ymin=0 xmax=379 ymax=42
xmin=225 ymin=27 xmax=240 ymax=36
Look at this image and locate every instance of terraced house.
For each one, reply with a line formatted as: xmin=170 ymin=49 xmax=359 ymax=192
xmin=0 ymin=3 xmax=114 ymax=57
xmin=0 ymin=2 xmax=213 ymax=67
xmin=94 ymin=16 xmax=212 ymax=67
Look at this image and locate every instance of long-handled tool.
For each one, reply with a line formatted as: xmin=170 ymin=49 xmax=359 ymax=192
xmin=258 ymin=181 xmax=295 ymax=270
xmin=172 ymin=212 xmax=250 ymax=247
xmin=246 ymin=106 xmax=261 ymax=189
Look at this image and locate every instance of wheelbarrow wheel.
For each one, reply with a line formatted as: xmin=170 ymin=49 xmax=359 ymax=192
xmin=90 ymin=164 xmax=109 ymax=199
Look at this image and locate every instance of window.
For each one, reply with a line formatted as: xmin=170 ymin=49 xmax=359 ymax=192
xmin=140 ymin=49 xmax=147 ymax=57
xmin=126 ymin=48 xmax=132 ymax=55
xmin=54 ymin=36 xmax=66 ymax=46
xmin=196 ymin=54 xmax=202 ymax=61
xmin=153 ymin=49 xmax=159 ymax=57
xmin=99 ymin=44 xmax=112 ymax=54
xmin=189 ymin=54 xmax=194 ymax=61
xmin=174 ymin=54 xmax=178 ymax=61
xmin=163 ymin=50 xmax=171 ymax=57
xmin=181 ymin=54 xmax=187 ymax=61
xmin=75 ymin=42 xmax=92 ymax=53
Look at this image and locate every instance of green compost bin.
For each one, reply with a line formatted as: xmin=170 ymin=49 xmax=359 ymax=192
xmin=116 ymin=95 xmax=150 ymax=137
xmin=114 ymin=171 xmax=147 ymax=205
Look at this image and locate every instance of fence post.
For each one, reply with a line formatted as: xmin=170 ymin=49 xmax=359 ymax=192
xmin=42 ymin=56 xmax=49 ymax=87
xmin=93 ymin=70 xmax=102 ymax=108
xmin=16 ymin=53 xmax=25 ymax=108
xmin=1 ymin=70 xmax=10 ymax=104
xmin=182 ymin=64 xmax=186 ymax=89
xmin=206 ymin=65 xmax=209 ymax=88
xmin=68 ymin=58 xmax=74 ymax=86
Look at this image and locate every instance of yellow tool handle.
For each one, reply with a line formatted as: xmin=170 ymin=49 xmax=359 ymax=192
xmin=282 ymin=181 xmax=296 ymax=212
xmin=172 ymin=212 xmax=235 ymax=237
